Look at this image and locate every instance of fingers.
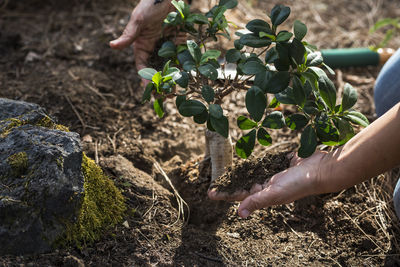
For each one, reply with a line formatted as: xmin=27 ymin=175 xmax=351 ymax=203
xmin=110 ymin=15 xmax=141 ymax=50
xmin=238 ymin=188 xmax=276 ymax=218
xmin=207 ymin=188 xmax=249 ymax=202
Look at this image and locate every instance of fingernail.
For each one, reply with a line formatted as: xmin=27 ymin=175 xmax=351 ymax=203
xmin=240 ymin=209 xmax=250 ymax=218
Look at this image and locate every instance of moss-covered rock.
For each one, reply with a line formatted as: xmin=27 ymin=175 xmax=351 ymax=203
xmin=0 ymin=98 xmax=125 ymax=255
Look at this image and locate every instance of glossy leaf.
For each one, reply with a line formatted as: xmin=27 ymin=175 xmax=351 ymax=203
xmin=266 ymin=71 xmax=290 ymax=94
xmin=235 ymin=129 xmax=256 ymax=159
xmin=237 ymin=116 xmax=257 ymax=130
xmin=256 ymin=128 xmax=272 ymax=146
xmin=315 ymin=113 xmax=339 ymax=143
xmin=200 ymin=50 xmax=221 ymax=64
xmin=209 ymin=104 xmax=223 ymax=119
xmin=138 ymin=68 xmax=157 ymax=80
xmin=303 ymin=100 xmax=319 ymax=115
xmin=318 ymin=74 xmax=337 ymax=111
xmin=178 ymin=100 xmax=207 ymax=117
xmin=307 ymin=52 xmax=323 ymax=66
xmin=153 ymin=98 xmax=164 ymax=118
xmin=201 ymin=85 xmax=215 ymax=103
xmin=289 ymin=38 xmax=305 ymax=65
xmin=341 ymin=83 xmax=358 ymax=112
xmin=225 ymin=49 xmax=241 ymax=63
xmin=270 ymin=5 xmax=291 ymax=26
xmin=275 ymin=87 xmax=296 ymax=104
xmin=292 ymin=75 xmax=306 ymax=107
xmin=158 ymin=41 xmax=176 ymax=58
xmin=336 ymin=117 xmax=355 ymax=145
xmin=298 ymin=125 xmax=317 ymax=158
xmin=285 ymin=114 xmax=308 ymax=130
xmin=240 ymin=33 xmax=271 ymax=48
xmin=210 ymin=115 xmax=229 ymax=138
xmin=193 ymin=109 xmax=208 ymax=124
xmin=234 ymin=39 xmax=244 ymax=50
xmin=242 ymin=61 xmax=266 ymax=75
xmin=141 ymin=83 xmax=153 ymax=103
xmin=345 ymin=111 xmax=369 ymax=127
xmin=174 ymin=71 xmax=189 ymax=88
xmin=219 ymin=0 xmax=238 ymax=9
xmin=175 ymin=95 xmax=186 ymax=108
xmin=262 ymin=111 xmax=285 ymax=129
xmin=187 ymin=13 xmax=209 ymax=24
xmin=276 ymin=31 xmax=293 ymax=42
xmin=245 ymin=86 xmax=267 ymax=122
xmin=187 ymin=40 xmax=202 ymax=64
xmin=294 ymin=20 xmax=307 ymax=40
xmin=199 ymin=64 xmax=218 ymax=80
xmin=265 ymin=47 xmax=278 ymax=64
xmin=246 ymin=19 xmax=272 ymax=34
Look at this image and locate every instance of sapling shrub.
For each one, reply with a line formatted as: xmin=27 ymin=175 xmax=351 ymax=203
xmin=138 ymin=0 xmax=369 ymax=183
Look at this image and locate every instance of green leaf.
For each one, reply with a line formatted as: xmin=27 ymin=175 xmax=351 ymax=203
xmin=141 ymin=83 xmax=154 ymax=103
xmin=175 ymin=95 xmax=186 ymax=108
xmin=275 ymin=87 xmax=296 ymax=104
xmin=322 ymin=63 xmax=335 ymax=75
xmin=270 ymin=5 xmax=291 ymax=26
xmin=171 ymin=0 xmax=185 ymax=18
xmin=164 ymin=11 xmax=180 ymax=25
xmin=235 ymin=129 xmax=256 ymax=159
xmin=276 ymin=31 xmax=293 ymax=42
xmin=158 ymin=41 xmax=176 ymax=58
xmin=237 ymin=116 xmax=257 ymax=130
xmin=289 ymin=38 xmax=306 ymax=65
xmin=293 ymin=20 xmax=307 ymax=40
xmin=183 ymin=61 xmax=196 ymax=72
xmin=245 ymin=86 xmax=267 ymax=122
xmin=153 ymin=98 xmax=164 ymax=118
xmin=298 ymin=125 xmax=317 ymax=158
xmin=303 ymin=100 xmax=319 ymax=115
xmin=266 ymin=71 xmax=290 ymax=94
xmin=177 ymin=49 xmax=194 ymax=65
xmin=209 ymin=104 xmax=223 ymax=119
xmin=138 ymin=68 xmax=157 ymax=80
xmin=242 ymin=61 xmax=267 ymax=75
xmin=370 ymin=18 xmax=399 ymax=33
xmin=265 ymin=47 xmax=278 ymax=64
xmin=187 ymin=13 xmax=209 ymax=24
xmin=234 ymin=39 xmax=244 ymax=50
xmin=257 ymin=128 xmax=272 ymax=146
xmin=276 ymin=42 xmax=290 ymax=66
xmin=201 ymin=85 xmax=215 ymax=103
xmin=336 ymin=117 xmax=354 ymax=145
xmin=210 ymin=115 xmax=229 ymax=138
xmin=341 ymin=83 xmax=358 ymax=112
xmin=193 ymin=109 xmax=208 ymax=124
xmin=199 ymin=64 xmax=218 ymax=80
xmin=246 ymin=19 xmax=272 ymax=34
xmin=254 ymin=71 xmax=273 ymax=93
xmin=164 ymin=66 xmax=180 ymax=78
xmin=187 ymin=40 xmax=202 ymax=64
xmin=206 ymin=117 xmax=215 ymax=132
xmin=225 ymin=49 xmax=241 ymax=63
xmin=318 ymin=74 xmax=337 ymax=110
xmin=268 ymin=97 xmax=280 ymax=108
xmin=308 ymin=66 xmax=326 ymax=78
xmin=307 ymin=52 xmax=323 ymax=66
xmin=200 ymin=50 xmax=221 ymax=64
xmin=292 ymin=75 xmax=306 ymax=107
xmin=301 ymin=72 xmax=319 ymax=92
xmin=152 ymin=72 xmax=162 ymax=89
xmin=285 ymin=114 xmax=308 ymax=130
xmin=262 ymin=111 xmax=285 ymax=129
xmin=174 ymin=71 xmax=189 ymax=88
xmin=345 ymin=111 xmax=369 ymax=127
xmin=315 ymin=113 xmax=339 ymax=143
xmin=259 ymin=32 xmax=276 ymax=41
xmin=178 ymin=100 xmax=207 ymax=117
xmin=219 ymin=0 xmax=238 ymax=9
xmin=240 ymin=33 xmax=271 ymax=48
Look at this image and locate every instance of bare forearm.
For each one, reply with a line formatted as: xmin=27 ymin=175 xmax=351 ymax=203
xmin=318 ymin=102 xmax=400 ymax=193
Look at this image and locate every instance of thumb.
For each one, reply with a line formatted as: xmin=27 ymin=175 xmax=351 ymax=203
xmin=238 ymin=188 xmax=275 ymax=218
xmin=110 ymin=17 xmax=141 ymax=50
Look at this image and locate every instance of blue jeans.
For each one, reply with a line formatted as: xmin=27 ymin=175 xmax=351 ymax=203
xmin=374 ymin=49 xmax=400 ymax=219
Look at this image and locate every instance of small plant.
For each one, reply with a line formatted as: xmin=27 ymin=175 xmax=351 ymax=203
xmin=139 ymin=0 xmax=369 ymax=181
xmin=370 ymin=17 xmax=400 ymax=51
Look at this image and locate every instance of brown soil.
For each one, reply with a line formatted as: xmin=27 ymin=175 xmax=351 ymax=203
xmin=211 ymin=152 xmax=291 ymax=194
xmin=1 ymin=0 xmax=400 ymax=266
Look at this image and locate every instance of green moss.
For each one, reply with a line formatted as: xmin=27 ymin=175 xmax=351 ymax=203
xmin=63 ymin=153 xmax=126 ymax=248
xmin=0 ymin=115 xmax=69 ymax=138
xmin=7 ymin=152 xmax=28 ymax=177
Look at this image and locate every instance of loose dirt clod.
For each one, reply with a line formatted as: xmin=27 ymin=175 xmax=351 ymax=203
xmin=211 ymin=152 xmax=290 ymax=194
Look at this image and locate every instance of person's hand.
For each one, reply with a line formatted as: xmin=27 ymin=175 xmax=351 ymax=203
xmin=110 ymin=0 xmax=175 ymax=76
xmin=208 ymin=151 xmax=330 ymax=218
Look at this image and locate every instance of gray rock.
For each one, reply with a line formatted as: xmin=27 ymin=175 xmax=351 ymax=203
xmin=0 ymin=98 xmax=84 ymax=255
